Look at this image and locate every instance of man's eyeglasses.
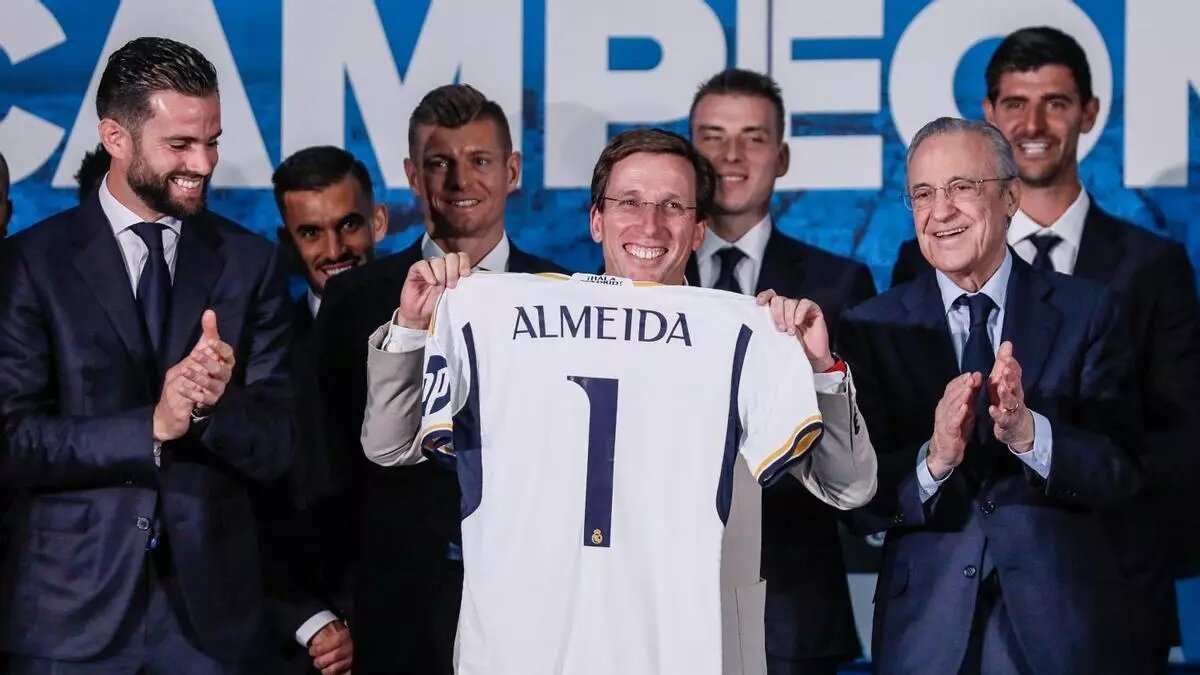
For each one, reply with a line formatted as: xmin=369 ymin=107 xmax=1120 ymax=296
xmin=603 ymin=197 xmax=697 ymax=220
xmin=902 ymin=177 xmax=1014 ymax=211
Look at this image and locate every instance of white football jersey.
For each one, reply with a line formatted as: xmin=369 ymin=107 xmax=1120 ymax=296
xmin=417 ymin=273 xmax=825 ymax=675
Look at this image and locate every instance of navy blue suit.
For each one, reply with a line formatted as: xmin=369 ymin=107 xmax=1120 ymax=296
xmin=687 ymin=229 xmax=877 ymax=672
xmin=842 ymin=254 xmax=1143 ymax=674
xmin=891 ymin=204 xmax=1200 ymax=657
xmin=249 ymin=297 xmax=353 ymax=672
xmin=0 ymin=195 xmax=294 ymax=663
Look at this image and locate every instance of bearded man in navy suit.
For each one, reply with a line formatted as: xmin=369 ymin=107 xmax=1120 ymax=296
xmin=0 ymin=37 xmax=293 ymax=673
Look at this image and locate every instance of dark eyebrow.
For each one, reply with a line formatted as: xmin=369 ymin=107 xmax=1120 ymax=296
xmin=1041 ymin=93 xmax=1074 ymax=103
xmin=165 ymin=129 xmax=222 ymax=144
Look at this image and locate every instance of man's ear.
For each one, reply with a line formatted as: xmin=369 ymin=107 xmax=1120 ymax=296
xmin=372 ymin=204 xmax=390 ymax=242
xmin=506 ymin=151 xmax=522 ymax=194
xmin=404 ymin=158 xmax=422 ymax=199
xmin=98 ymin=118 xmax=131 ymax=163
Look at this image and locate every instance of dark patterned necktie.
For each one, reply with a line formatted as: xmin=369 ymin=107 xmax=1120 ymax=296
xmin=959 ymin=293 xmax=997 ymax=445
xmin=1029 ymin=233 xmax=1062 ymax=273
xmin=131 ymin=222 xmax=170 ymax=364
xmin=712 ymin=247 xmax=746 ymax=295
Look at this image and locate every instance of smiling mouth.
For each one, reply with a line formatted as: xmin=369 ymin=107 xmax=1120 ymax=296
xmin=447 ymin=198 xmax=481 ymax=209
xmin=321 ymin=261 xmax=357 ymax=277
xmin=624 ymin=243 xmax=667 ymax=260
xmin=171 ymin=176 xmax=205 ymax=192
xmin=719 ymin=175 xmax=748 ymax=183
xmin=932 ymin=226 xmax=968 ymax=239
xmin=1018 ymin=141 xmax=1052 ymax=157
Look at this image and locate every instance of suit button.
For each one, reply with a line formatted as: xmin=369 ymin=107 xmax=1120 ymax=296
xmin=980 ymin=500 xmax=995 ymax=515
xmin=892 ymin=513 xmax=905 ymax=525
xmin=136 ymin=516 xmax=151 ymax=531
xmin=963 ymin=565 xmax=978 ymax=578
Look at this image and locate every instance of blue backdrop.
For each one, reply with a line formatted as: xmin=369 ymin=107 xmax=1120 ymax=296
xmin=2 ymin=0 xmax=1199 ymax=661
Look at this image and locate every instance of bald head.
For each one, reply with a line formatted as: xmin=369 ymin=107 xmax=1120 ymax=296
xmin=0 ymin=151 xmax=10 ymax=238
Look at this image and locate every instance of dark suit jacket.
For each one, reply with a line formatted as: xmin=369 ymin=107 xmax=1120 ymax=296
xmin=688 ymin=229 xmax=877 ymax=662
xmin=0 ymin=195 xmax=294 ymax=661
xmin=251 ymin=297 xmax=353 ymax=672
xmin=842 ymin=254 xmax=1144 ymax=674
xmin=316 ymin=238 xmax=566 ymax=673
xmin=891 ymin=203 xmax=1200 ymax=645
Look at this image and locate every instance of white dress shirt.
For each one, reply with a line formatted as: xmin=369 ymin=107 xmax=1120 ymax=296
xmin=915 ymin=250 xmax=1054 ymax=501
xmin=98 ymin=173 xmax=182 ymax=288
xmin=1008 ymin=188 xmax=1090 ymax=274
xmin=307 ymin=288 xmax=322 ymax=318
xmin=696 ymin=215 xmax=772 ymax=293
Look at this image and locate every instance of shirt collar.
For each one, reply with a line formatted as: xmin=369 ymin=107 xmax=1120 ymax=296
xmin=307 ymin=288 xmax=321 ymax=317
xmin=420 ymin=232 xmax=511 ymax=272
xmin=935 ymin=248 xmax=1012 ymax=316
xmin=98 ymin=172 xmax=183 ymax=237
xmin=1007 ymin=188 xmax=1089 ymax=250
xmin=697 ymin=214 xmax=772 ymax=262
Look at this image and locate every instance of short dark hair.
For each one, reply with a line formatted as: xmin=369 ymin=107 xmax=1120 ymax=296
xmin=271 ymin=146 xmax=375 ymax=214
xmin=0 ymin=150 xmax=9 ymax=194
xmin=689 ymin=68 xmax=786 ymax=141
xmin=590 ymin=128 xmax=716 ymax=223
xmin=75 ymin=144 xmax=112 ymax=202
xmin=408 ymin=84 xmax=513 ymax=155
xmin=96 ymin=37 xmax=219 ymax=134
xmin=986 ymin=27 xmax=1093 ymax=103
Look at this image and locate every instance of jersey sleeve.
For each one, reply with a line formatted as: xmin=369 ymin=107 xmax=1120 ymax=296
xmin=416 ymin=290 xmax=472 ymax=466
xmin=737 ymin=323 xmax=825 ymax=487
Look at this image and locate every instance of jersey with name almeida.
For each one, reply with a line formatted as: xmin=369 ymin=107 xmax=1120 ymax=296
xmin=417 ymin=273 xmax=824 ymax=675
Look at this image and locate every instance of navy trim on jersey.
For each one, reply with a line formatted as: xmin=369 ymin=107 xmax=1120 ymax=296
xmin=716 ymin=325 xmax=752 ymax=524
xmin=755 ymin=417 xmax=825 ymax=487
xmin=568 ymin=376 xmax=620 ymax=548
xmin=455 ymin=323 xmax=485 ymax=519
xmin=419 ymin=428 xmax=456 ymax=470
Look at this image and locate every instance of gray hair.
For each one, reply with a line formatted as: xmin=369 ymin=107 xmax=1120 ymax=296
xmin=906 ymin=117 xmax=1018 ymax=180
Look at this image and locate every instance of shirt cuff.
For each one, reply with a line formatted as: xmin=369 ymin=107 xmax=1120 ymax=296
xmin=383 ymin=311 xmax=428 ymax=353
xmin=1009 ymin=409 xmax=1052 ymax=479
xmin=153 ymin=441 xmax=162 ymax=468
xmin=813 ymin=370 xmax=845 ymax=394
xmin=916 ymin=441 xmax=951 ymax=503
xmin=295 ymin=610 xmax=339 ymax=647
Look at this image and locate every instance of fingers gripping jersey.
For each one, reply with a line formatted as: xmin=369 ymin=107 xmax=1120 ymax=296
xmin=417 ymin=273 xmax=824 ymax=675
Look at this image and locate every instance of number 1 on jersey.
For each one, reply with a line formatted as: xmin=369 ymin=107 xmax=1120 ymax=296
xmin=567 ymin=376 xmax=618 ymax=548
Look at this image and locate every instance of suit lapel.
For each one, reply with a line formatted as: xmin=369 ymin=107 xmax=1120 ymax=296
xmin=1073 ymin=202 xmax=1122 ymax=284
xmin=684 ymin=254 xmax=700 ymax=286
xmin=163 ymin=216 xmax=225 ymax=368
xmin=754 ymin=230 xmax=805 ymax=296
xmin=900 ymin=272 xmax=960 ymax=387
xmin=69 ymin=196 xmax=151 ymax=372
xmin=1000 ymin=256 xmax=1060 ymax=397
xmin=507 ymin=243 xmax=559 ymax=274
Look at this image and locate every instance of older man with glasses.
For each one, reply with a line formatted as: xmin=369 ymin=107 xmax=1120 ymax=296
xmin=839 ymin=117 xmax=1145 ymax=674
